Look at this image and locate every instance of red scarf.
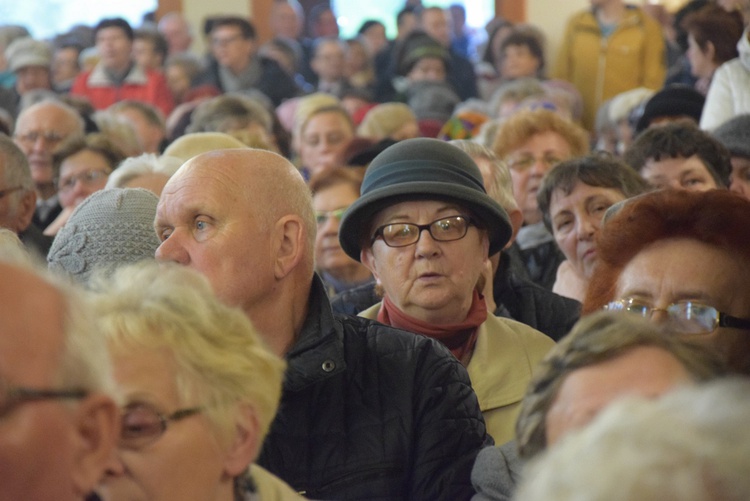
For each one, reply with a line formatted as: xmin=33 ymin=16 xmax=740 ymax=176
xmin=377 ymin=290 xmax=487 ymax=363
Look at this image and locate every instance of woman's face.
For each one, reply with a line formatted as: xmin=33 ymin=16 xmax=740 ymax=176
xmin=298 ymin=111 xmax=354 ymax=176
xmin=549 ymin=182 xmax=626 ymax=280
xmin=501 ymin=44 xmax=540 ymax=79
xmin=640 ymin=154 xmax=719 ymax=192
xmin=729 ymin=156 xmax=750 ymax=199
xmin=361 ymin=200 xmax=489 ymax=325
xmin=57 ymin=149 xmax=112 ymax=209
xmin=686 ymin=34 xmax=715 ymax=79
xmin=99 ymin=347 xmax=234 ymax=501
xmin=313 ymin=182 xmax=364 ymax=278
xmin=165 ymin=64 xmax=191 ymax=100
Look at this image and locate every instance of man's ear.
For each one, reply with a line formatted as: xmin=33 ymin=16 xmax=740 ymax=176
xmin=222 ymin=404 xmax=260 ymax=478
xmin=70 ymin=394 xmax=120 ymax=497
xmin=272 ymin=215 xmax=305 ymax=280
xmin=504 ymin=208 xmax=524 ymax=250
xmin=16 ymin=189 xmax=37 ymax=233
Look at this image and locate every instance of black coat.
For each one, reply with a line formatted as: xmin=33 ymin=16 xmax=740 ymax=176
xmin=257 ymin=275 xmax=489 ymax=500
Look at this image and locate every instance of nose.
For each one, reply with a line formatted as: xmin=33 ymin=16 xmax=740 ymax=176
xmin=154 ymin=231 xmax=189 ymax=265
xmin=103 ymin=448 xmax=126 ymax=478
xmin=576 ymin=216 xmax=596 ymax=240
xmin=730 ymin=177 xmax=748 ymax=197
xmin=413 ymin=227 xmax=441 ymax=257
xmin=529 ymin=158 xmax=548 ymax=177
xmin=320 ymin=214 xmax=340 ymax=235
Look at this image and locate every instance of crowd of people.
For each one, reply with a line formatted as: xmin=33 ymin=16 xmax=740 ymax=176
xmin=2 ymin=0 xmax=750 ymax=500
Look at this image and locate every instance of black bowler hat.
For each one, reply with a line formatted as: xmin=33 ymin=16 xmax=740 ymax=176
xmin=339 ymin=138 xmax=512 ymax=261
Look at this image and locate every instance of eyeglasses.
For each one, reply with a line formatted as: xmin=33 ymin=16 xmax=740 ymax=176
xmin=315 ymin=206 xmax=348 ymax=225
xmin=211 ymin=34 xmax=244 ymax=47
xmin=371 ymin=215 xmax=475 ymax=248
xmin=120 ymin=402 xmax=202 ymax=449
xmin=0 ymin=382 xmax=87 ymax=419
xmin=0 ymin=186 xmax=23 ymax=199
xmin=56 ymin=170 xmax=110 ymax=192
xmin=507 ymin=153 xmax=563 ymax=172
xmin=14 ymin=130 xmax=67 ymax=147
xmin=606 ymin=297 xmax=750 ymax=335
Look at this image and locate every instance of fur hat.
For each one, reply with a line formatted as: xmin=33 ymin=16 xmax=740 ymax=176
xmin=339 ymin=138 xmax=511 ymax=260
xmin=47 ymin=188 xmax=160 ymax=283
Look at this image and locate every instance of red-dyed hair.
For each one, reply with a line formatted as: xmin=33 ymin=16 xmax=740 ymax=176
xmin=582 ymin=189 xmax=750 ymax=314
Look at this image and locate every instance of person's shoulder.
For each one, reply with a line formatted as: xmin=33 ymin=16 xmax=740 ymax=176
xmin=484 ymin=315 xmax=556 ymax=354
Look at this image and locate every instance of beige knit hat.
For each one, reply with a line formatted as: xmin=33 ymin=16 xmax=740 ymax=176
xmin=5 ymin=37 xmax=52 ymax=72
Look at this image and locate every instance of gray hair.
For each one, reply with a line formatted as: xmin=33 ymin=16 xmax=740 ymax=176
xmin=105 ymin=153 xmax=181 ymax=190
xmin=449 ymin=139 xmax=518 ymax=214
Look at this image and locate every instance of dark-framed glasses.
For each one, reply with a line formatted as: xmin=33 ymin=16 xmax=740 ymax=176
xmin=606 ymin=297 xmax=750 ymax=335
xmin=315 ymin=206 xmax=348 ymax=225
xmin=371 ymin=215 xmax=475 ymax=248
xmin=56 ymin=169 xmax=110 ymax=192
xmin=0 ymin=382 xmax=87 ymax=419
xmin=120 ymin=402 xmax=202 ymax=449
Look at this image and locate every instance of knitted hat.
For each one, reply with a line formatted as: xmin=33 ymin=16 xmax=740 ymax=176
xmin=406 ymin=81 xmax=460 ymax=122
xmin=161 ymin=132 xmax=248 ymax=164
xmin=5 ymin=37 xmax=52 ymax=72
xmin=339 ymin=138 xmax=511 ymax=260
xmin=711 ymin=114 xmax=750 ymax=159
xmin=47 ymin=188 xmax=160 ymax=283
xmin=635 ymin=85 xmax=705 ymax=134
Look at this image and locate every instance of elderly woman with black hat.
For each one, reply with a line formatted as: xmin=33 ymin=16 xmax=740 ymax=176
xmin=339 ymin=138 xmax=555 ymax=444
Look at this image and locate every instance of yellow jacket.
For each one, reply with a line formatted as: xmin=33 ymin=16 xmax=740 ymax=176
xmin=360 ymin=304 xmax=555 ymax=444
xmin=554 ymin=6 xmax=666 ymax=130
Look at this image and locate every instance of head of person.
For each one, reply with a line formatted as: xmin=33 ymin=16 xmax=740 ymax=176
xmin=683 ymin=4 xmax=744 ymax=79
xmin=52 ymin=43 xmax=82 ymax=87
xmin=417 ymin=6 xmax=451 ymax=48
xmin=155 ymin=149 xmax=316 ymax=353
xmin=0 ymin=135 xmax=36 ymax=234
xmin=515 ymin=379 xmax=750 ymax=501
xmin=396 ymin=6 xmax=418 ymax=40
xmin=624 ymin=121 xmax=731 ymax=191
xmin=187 ymin=94 xmax=276 ymax=151
xmin=209 ymin=17 xmax=257 ymax=74
xmin=157 ymin=12 xmax=194 ymax=55
xmin=133 ymin=29 xmax=168 ymax=71
xmin=13 ymin=99 xmax=85 ymax=197
xmin=295 ymin=104 xmax=354 ymax=176
xmin=164 ymin=53 xmax=202 ymax=102
xmin=396 ymin=31 xmax=449 ymax=84
xmin=311 ymin=37 xmax=346 ymax=83
xmin=634 ymin=84 xmax=705 ymax=134
xmin=482 ymin=17 xmax=515 ymax=71
xmin=90 ymin=262 xmax=285 ymax=501
xmin=310 ymin=167 xmax=371 ymax=287
xmin=5 ymin=37 xmax=53 ymax=95
xmin=105 ymin=153 xmax=180 ymax=195
xmin=711 ymin=114 xmax=750 ymax=199
xmin=357 ymin=102 xmax=419 ymax=142
xmin=492 ymin=109 xmax=590 ymax=225
xmin=0 ymin=259 xmax=119 ymax=501
xmin=308 ymin=4 xmax=339 ymax=39
xmin=583 ymin=189 xmax=750 ymax=375
xmin=94 ymin=18 xmax=135 ymax=74
xmin=339 ymin=138 xmax=512 ymax=325
xmin=536 ymin=153 xmax=650 ymax=282
xmin=108 ymin=100 xmax=166 ymax=154
xmin=516 ymin=310 xmax=726 ymax=460
xmin=357 ymin=19 xmax=387 ymax=56
xmin=270 ymin=0 xmax=304 ymax=40
xmin=53 ymin=134 xmax=125 ymax=211
xmin=499 ymin=29 xmax=545 ymax=80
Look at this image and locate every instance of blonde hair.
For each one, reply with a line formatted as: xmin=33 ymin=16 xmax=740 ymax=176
xmin=88 ymin=261 xmax=286 ymax=447
xmin=492 ymin=109 xmax=589 ymax=159
xmin=357 ymin=103 xmax=417 ymax=140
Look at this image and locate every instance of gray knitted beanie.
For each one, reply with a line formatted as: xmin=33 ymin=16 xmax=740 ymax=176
xmin=48 ymin=188 xmax=160 ymax=283
xmin=711 ymin=114 xmax=750 ymax=160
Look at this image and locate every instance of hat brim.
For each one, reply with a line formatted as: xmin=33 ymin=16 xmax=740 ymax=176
xmin=339 ymin=181 xmax=512 ymax=261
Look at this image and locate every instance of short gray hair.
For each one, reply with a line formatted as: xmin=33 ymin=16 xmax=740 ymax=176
xmin=105 ymin=153 xmax=181 ymax=189
xmin=449 ymin=139 xmax=518 ymax=214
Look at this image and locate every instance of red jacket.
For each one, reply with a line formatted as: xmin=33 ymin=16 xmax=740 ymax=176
xmin=71 ymin=63 xmax=174 ymax=116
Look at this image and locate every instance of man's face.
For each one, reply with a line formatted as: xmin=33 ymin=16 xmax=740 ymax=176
xmin=158 ymin=17 xmax=192 ymax=55
xmin=154 ymin=154 xmax=275 ymax=315
xmin=270 ymin=2 xmax=302 ymax=39
xmin=210 ymin=26 xmax=254 ymax=73
xmin=13 ymin=103 xmax=81 ymax=190
xmin=311 ymin=40 xmax=344 ymax=82
xmin=421 ymin=9 xmax=451 ymax=48
xmin=15 ymin=65 xmax=51 ymax=95
xmin=96 ymin=27 xmax=133 ymax=73
xmin=133 ymin=39 xmax=162 ymax=71
xmin=0 ymin=264 xmax=82 ymax=500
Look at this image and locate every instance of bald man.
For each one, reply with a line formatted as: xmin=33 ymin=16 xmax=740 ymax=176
xmin=0 ymin=259 xmax=119 ymax=501
xmin=155 ymin=148 xmax=489 ymax=500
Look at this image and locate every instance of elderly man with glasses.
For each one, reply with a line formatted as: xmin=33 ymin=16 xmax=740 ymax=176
xmin=0 ymin=257 xmax=119 ymax=501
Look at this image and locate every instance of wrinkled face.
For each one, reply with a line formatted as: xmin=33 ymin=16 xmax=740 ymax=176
xmin=407 ymin=57 xmax=446 ymax=83
xmin=312 ymin=40 xmax=345 ymax=81
xmin=506 ymin=131 xmax=574 ymax=224
xmin=545 ymin=346 xmax=693 ymax=446
xmin=313 ymin=182 xmax=361 ymax=278
xmin=421 ymin=9 xmax=451 ymax=47
xmin=155 ymin=160 xmax=274 ymax=315
xmin=210 ymin=26 xmax=254 ymax=72
xmin=0 ymin=266 xmax=82 ymax=501
xmin=501 ymin=44 xmax=540 ymax=79
xmin=640 ymin=154 xmax=719 ymax=192
xmin=15 ymin=65 xmax=51 ymax=95
xmin=686 ymin=34 xmax=715 ymax=79
xmin=616 ymin=238 xmax=750 ymax=374
xmin=361 ymin=200 xmax=489 ymax=324
xmin=14 ymin=104 xmax=80 ymax=189
xmin=100 ymin=348 xmax=229 ymax=501
xmin=549 ymin=182 xmax=626 ymax=280
xmin=96 ymin=27 xmax=133 ymax=72
xmin=57 ymin=149 xmax=111 ymax=209
xmin=729 ymin=156 xmax=750 ymax=199
xmin=52 ymin=47 xmax=80 ymax=85
xmin=298 ymin=111 xmax=353 ymax=176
